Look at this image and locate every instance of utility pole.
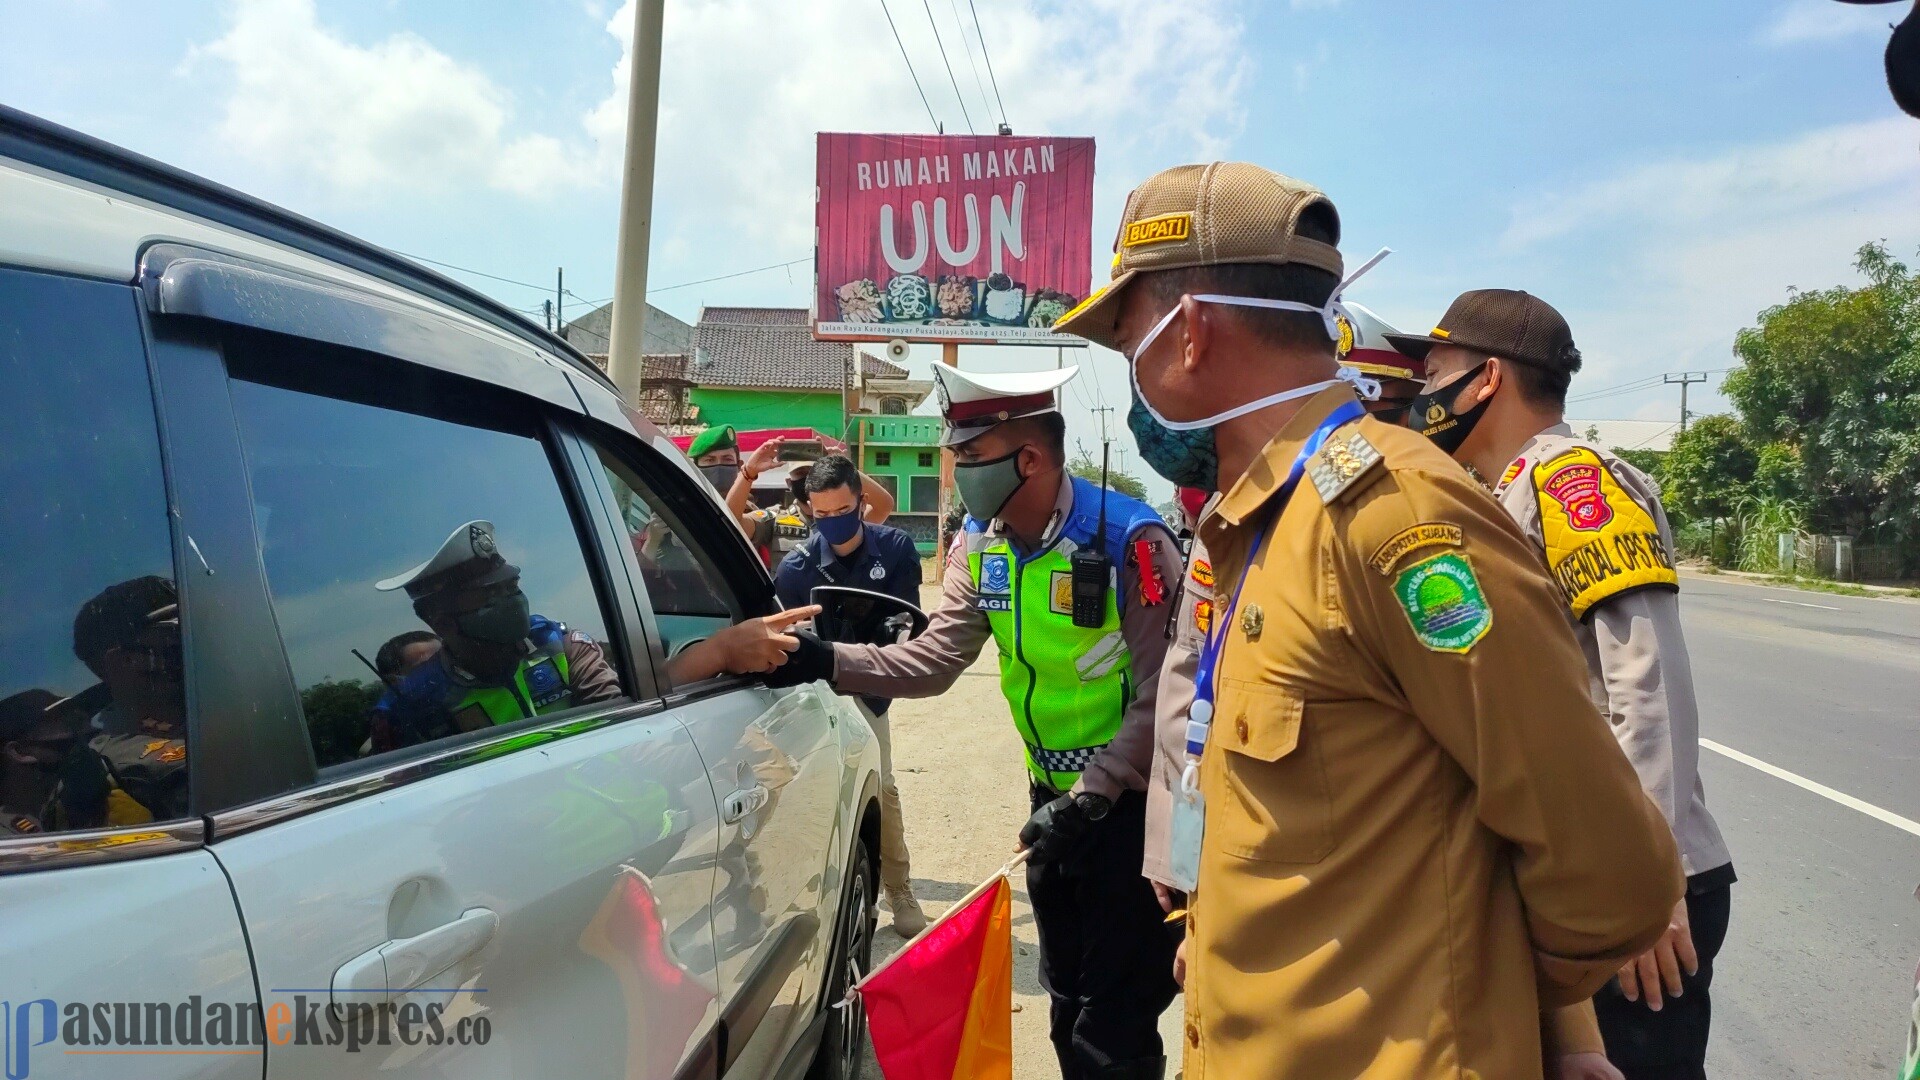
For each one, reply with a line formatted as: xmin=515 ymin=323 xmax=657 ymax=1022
xmin=607 ymin=0 xmax=666 ymax=403
xmin=1664 ymin=371 xmax=1709 ymax=432
xmin=935 ymin=342 xmax=961 ymax=580
xmin=555 ymin=268 xmax=564 ymax=336
xmin=1090 ymin=405 xmax=1114 ymax=444
xmin=542 ymin=299 xmax=554 ymax=333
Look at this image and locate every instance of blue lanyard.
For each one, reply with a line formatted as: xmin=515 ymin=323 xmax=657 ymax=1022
xmin=1185 ymin=401 xmax=1365 ymax=760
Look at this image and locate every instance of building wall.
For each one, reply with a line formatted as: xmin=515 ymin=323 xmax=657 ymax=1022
xmin=689 ymin=387 xmax=845 ymax=435
xmin=852 ymin=415 xmax=944 ymax=554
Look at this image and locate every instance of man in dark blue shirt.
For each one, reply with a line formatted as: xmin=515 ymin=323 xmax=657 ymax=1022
xmin=773 ymin=455 xmax=927 ymax=936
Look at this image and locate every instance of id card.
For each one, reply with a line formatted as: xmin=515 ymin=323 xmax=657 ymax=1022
xmin=1168 ymin=783 xmax=1205 ymax=893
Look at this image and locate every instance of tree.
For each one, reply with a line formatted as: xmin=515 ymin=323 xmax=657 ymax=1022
xmin=1724 ymin=242 xmax=1920 ymax=543
xmin=1661 ymin=414 xmax=1756 ymax=523
xmin=300 ymin=678 xmax=381 ymax=764
xmin=1067 ymin=445 xmax=1149 ymax=501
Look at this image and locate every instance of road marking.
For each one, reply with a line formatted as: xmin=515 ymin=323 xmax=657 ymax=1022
xmin=1701 ymin=738 xmax=1920 ymax=838
xmin=1760 ymin=597 xmax=1840 ymax=611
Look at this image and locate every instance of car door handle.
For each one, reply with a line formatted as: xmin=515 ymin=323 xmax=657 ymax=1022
xmin=721 ymin=784 xmax=769 ymax=824
xmin=332 ymin=908 xmax=499 ymax=1010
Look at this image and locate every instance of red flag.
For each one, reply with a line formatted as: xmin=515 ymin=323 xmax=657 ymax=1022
xmin=858 ymin=875 xmax=1013 ymax=1080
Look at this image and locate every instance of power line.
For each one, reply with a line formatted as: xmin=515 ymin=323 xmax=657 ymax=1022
xmin=966 ymin=0 xmax=1009 ymax=128
xmin=565 ymin=257 xmax=814 ymax=310
xmin=879 ymin=0 xmax=941 ymax=131
xmin=920 ymin=0 xmax=975 ymax=133
xmin=392 ymin=250 xmax=554 ymax=293
xmin=947 ymin=0 xmax=994 ymax=132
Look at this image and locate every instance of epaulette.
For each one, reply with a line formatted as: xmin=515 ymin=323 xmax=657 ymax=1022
xmin=1306 ymin=428 xmax=1384 ymax=505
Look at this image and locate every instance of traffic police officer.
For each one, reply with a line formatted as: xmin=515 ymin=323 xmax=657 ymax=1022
xmin=1391 ymin=290 xmax=1735 ymax=1079
xmin=767 ymin=363 xmax=1185 ymax=1080
xmin=372 ymin=520 xmax=621 ymax=741
xmin=1055 ymin=160 xmax=1683 ymax=1080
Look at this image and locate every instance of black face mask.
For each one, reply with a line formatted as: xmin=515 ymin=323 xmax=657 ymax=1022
xmin=456 ymin=590 xmax=532 ymax=647
xmin=1408 ymin=361 xmax=1492 ymax=455
xmin=699 ymin=463 xmax=741 ymax=492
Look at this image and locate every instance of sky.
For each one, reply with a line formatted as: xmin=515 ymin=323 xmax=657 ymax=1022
xmin=4 ymin=0 xmax=1915 ymax=503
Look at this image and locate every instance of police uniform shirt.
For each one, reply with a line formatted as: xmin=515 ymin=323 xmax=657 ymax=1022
xmin=774 ymin=520 xmax=924 ymax=614
xmin=1181 ymin=385 xmax=1682 ymax=1080
xmin=829 ymin=473 xmax=1186 ymax=802
xmin=1494 ymin=423 xmax=1733 ymax=881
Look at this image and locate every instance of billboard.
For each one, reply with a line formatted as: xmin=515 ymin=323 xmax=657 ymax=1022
xmin=815 ymin=132 xmax=1094 ymax=345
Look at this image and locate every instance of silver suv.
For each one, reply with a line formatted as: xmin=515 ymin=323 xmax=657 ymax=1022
xmin=0 ymin=105 xmax=879 ymax=1080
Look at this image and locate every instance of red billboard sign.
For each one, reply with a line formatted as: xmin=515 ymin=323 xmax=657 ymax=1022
xmin=815 ymin=132 xmax=1094 ymax=344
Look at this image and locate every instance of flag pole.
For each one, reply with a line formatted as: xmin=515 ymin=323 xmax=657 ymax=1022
xmin=841 ymin=849 xmax=1029 ymax=1004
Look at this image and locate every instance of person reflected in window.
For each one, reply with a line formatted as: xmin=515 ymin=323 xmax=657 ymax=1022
xmin=376 ymin=631 xmax=442 ymax=682
xmin=62 ymin=576 xmax=190 ymax=825
xmin=371 ymin=520 xmax=623 ymax=744
xmin=0 ymin=689 xmax=89 ymax=834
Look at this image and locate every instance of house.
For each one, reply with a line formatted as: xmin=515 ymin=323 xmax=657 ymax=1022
xmin=562 ymin=301 xmax=694 ymax=356
xmin=1566 ymin=418 xmax=1679 ymax=454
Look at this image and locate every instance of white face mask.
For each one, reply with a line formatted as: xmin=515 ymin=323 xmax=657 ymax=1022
xmin=1127 ymin=248 xmax=1391 ymax=432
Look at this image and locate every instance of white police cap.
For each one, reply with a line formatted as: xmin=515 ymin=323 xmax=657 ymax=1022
xmin=375 ymin=519 xmax=521 ymax=599
xmin=934 ymin=365 xmax=1080 ymax=448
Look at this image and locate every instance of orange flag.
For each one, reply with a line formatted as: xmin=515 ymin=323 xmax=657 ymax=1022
xmin=858 ymin=874 xmax=1014 ymax=1080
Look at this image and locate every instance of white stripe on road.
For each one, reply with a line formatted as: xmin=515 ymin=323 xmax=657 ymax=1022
xmin=1760 ymin=597 xmax=1841 ymax=611
xmin=1701 ymin=738 xmax=1920 ymax=838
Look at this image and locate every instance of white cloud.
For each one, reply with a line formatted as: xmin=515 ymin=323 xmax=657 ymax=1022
xmin=1500 ymin=117 xmax=1920 ymax=250
xmin=597 ymin=0 xmax=1250 ymax=254
xmin=1760 ymin=0 xmax=1896 ymax=47
xmin=1496 ymin=117 xmax=1920 ymax=415
xmin=191 ymin=0 xmax=600 ymax=195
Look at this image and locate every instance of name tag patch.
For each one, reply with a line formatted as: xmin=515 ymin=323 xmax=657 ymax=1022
xmin=1122 ymin=211 xmax=1192 ymax=248
xmin=1369 ymin=523 xmax=1463 ymax=575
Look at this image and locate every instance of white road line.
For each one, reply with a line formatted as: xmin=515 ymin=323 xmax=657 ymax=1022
xmin=1701 ymin=738 xmax=1920 ymax=838
xmin=1760 ymin=597 xmax=1840 ymax=611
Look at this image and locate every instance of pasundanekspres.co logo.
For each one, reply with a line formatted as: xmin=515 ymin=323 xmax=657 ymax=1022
xmin=3 ymin=994 xmax=492 ymax=1078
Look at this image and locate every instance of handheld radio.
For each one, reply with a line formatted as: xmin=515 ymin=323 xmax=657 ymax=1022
xmin=1069 ymin=442 xmax=1113 ymax=628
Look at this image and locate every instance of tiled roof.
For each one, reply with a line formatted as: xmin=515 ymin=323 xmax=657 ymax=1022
xmin=580 ymin=353 xmax=691 ymax=382
xmin=693 ymin=307 xmax=907 ymax=391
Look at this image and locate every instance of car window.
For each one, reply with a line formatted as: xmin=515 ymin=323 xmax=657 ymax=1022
xmin=594 ymin=448 xmax=744 ymax=680
xmin=225 ymin=353 xmax=622 ymax=769
xmin=0 ymin=271 xmax=189 ymax=836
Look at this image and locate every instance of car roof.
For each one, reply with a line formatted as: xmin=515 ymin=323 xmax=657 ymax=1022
xmin=0 ymin=104 xmax=616 ymax=398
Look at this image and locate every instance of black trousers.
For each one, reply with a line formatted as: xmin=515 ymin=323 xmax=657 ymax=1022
xmin=1594 ymin=878 xmax=1734 ymax=1079
xmin=1028 ymin=786 xmax=1180 ymax=1080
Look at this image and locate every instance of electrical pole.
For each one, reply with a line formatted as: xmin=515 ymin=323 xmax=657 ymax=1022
xmin=555 ymin=268 xmax=564 ymax=337
xmin=607 ymin=0 xmax=666 ymax=403
xmin=543 ymin=299 xmax=554 ymax=333
xmin=1090 ymin=405 xmax=1114 ymax=444
xmin=1664 ymin=371 xmax=1709 ymax=432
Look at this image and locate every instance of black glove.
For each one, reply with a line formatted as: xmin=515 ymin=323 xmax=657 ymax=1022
xmin=761 ymin=628 xmax=835 ymax=689
xmin=1019 ymin=792 xmax=1110 ymax=864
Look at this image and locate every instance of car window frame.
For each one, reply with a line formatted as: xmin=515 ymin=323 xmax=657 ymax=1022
xmin=562 ymin=418 xmax=783 ymax=705
xmin=0 ymin=268 xmax=214 ymax=875
xmin=118 ymin=260 xmax=721 ymax=840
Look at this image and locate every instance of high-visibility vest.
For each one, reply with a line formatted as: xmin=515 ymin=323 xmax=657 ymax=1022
xmin=963 ymin=476 xmax=1164 ymax=791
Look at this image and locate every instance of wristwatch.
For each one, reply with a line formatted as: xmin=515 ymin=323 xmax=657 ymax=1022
xmin=1073 ymin=792 xmax=1112 ymax=822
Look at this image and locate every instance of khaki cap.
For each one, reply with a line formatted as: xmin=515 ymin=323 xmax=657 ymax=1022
xmin=1053 ymin=162 xmax=1344 ymax=351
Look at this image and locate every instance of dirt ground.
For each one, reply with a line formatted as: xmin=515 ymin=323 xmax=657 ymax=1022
xmin=857 ymin=580 xmax=1186 ymax=1079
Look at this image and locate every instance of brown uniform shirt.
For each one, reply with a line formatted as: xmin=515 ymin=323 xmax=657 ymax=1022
xmin=831 ymin=473 xmax=1184 ymax=800
xmin=1184 ymin=387 xmax=1680 ymax=1080
xmin=1495 ymin=425 xmax=1732 ymax=879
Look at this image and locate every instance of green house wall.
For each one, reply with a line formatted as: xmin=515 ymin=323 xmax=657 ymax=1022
xmin=689 ymin=387 xmax=845 ymax=436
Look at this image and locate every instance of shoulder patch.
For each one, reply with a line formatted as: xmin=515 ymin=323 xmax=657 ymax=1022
xmin=1531 ymin=446 xmax=1677 ymax=618
xmin=1306 ymin=429 xmax=1384 ymax=505
xmin=1369 ymin=523 xmax=1464 ymax=575
xmin=1392 ymin=552 xmax=1492 ymax=653
xmin=1494 ymin=456 xmax=1527 ymax=496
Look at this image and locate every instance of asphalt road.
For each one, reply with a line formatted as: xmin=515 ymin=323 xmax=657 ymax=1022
xmin=1679 ymin=574 xmax=1920 ymax=1078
